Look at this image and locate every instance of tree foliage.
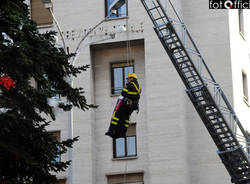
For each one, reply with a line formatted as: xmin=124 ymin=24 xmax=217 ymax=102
xmin=0 ymin=0 xmax=90 ymax=183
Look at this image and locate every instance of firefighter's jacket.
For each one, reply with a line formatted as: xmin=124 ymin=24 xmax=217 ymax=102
xmin=121 ymin=79 xmax=141 ymax=110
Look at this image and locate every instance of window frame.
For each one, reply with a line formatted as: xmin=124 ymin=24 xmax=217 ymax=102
xmin=49 ymin=130 xmax=61 ymax=162
xmin=57 ymin=178 xmax=67 ymax=184
xmin=105 ymin=0 xmax=128 ymax=19
xmin=30 ymin=0 xmax=53 ymax=27
xmin=110 ymin=61 xmax=134 ymax=95
xmin=239 ymin=9 xmax=245 ymax=39
xmin=107 ymin=172 xmax=144 ymax=184
xmin=113 ymin=123 xmax=137 ymax=159
xmin=242 ymin=71 xmax=249 ymax=106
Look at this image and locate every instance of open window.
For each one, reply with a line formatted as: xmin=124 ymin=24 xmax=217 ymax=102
xmin=31 ymin=0 xmax=53 ymax=26
xmin=105 ymin=0 xmax=127 ymax=18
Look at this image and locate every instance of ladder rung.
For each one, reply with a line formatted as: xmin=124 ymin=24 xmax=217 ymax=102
xmin=167 ymin=40 xmax=179 ymax=45
xmin=181 ymin=65 xmax=193 ymax=70
xmin=158 ymin=26 xmax=168 ymax=31
xmin=148 ymin=6 xmax=160 ymax=11
xmin=209 ymin=122 xmax=224 ymax=127
xmin=219 ymin=140 xmax=236 ymax=146
xmin=190 ymin=88 xmax=203 ymax=93
xmin=171 ymin=47 xmax=182 ymax=52
xmin=198 ymin=103 xmax=214 ymax=109
xmin=214 ymin=126 xmax=227 ymax=131
xmin=209 ymin=117 xmax=221 ymax=121
xmin=163 ymin=35 xmax=176 ymax=40
xmin=187 ymin=75 xmax=198 ymax=79
xmin=216 ymin=129 xmax=230 ymax=135
xmin=187 ymin=77 xmax=199 ymax=83
xmin=220 ymin=135 xmax=233 ymax=139
xmin=206 ymin=111 xmax=220 ymax=117
xmin=156 ymin=23 xmax=168 ymax=29
xmin=206 ymin=112 xmax=220 ymax=117
xmin=183 ymin=70 xmax=195 ymax=74
xmin=154 ymin=16 xmax=165 ymax=21
xmin=175 ymin=55 xmax=187 ymax=60
xmin=188 ymin=80 xmax=201 ymax=84
xmin=178 ymin=61 xmax=190 ymax=66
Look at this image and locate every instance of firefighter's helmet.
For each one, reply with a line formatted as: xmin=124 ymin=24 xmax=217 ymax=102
xmin=127 ymin=73 xmax=137 ymax=79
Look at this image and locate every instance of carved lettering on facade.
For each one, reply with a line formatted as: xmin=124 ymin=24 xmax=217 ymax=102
xmin=61 ymin=22 xmax=144 ymax=41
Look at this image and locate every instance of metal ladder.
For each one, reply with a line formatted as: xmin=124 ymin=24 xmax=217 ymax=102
xmin=140 ymin=0 xmax=250 ymax=183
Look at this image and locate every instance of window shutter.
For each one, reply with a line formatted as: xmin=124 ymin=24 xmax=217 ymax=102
xmin=107 ymin=172 xmax=143 ymax=184
xmin=31 ymin=0 xmax=53 ymax=26
xmin=51 ymin=131 xmax=60 ymax=141
xmin=126 ymin=123 xmax=136 ymax=137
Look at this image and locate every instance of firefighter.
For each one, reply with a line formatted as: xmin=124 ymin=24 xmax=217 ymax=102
xmin=105 ymin=73 xmax=141 ymax=138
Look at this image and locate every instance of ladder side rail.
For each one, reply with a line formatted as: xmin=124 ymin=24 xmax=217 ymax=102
xmin=220 ymin=89 xmax=250 ymax=143
xmin=152 ymin=0 xmax=168 ymax=25
xmin=152 ymin=27 xmax=201 ymax=91
xmin=157 ymin=0 xmax=182 ymax=24
xmin=141 ymin=1 xmax=250 ymax=182
xmin=154 ymin=24 xmax=205 ymax=91
xmin=141 ymin=0 xmax=250 ymax=152
xmin=185 ymin=88 xmax=240 ymax=151
xmin=141 ymin=0 xmax=162 ymax=29
xmin=141 ymin=1 xmax=202 ymax=90
xmin=157 ymin=0 xmax=217 ymax=82
xmin=154 ymin=26 xmax=240 ymax=152
xmin=155 ymin=0 xmax=250 ymax=144
xmin=145 ymin=1 xmax=239 ymax=146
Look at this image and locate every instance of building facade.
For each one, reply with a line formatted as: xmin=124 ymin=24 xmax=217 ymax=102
xmin=28 ymin=0 xmax=250 ymax=183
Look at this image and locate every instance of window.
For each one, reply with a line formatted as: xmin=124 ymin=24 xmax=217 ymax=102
xmin=107 ymin=172 xmax=143 ymax=184
xmin=242 ymin=71 xmax=248 ymax=104
xmin=38 ymin=74 xmax=60 ymax=107
xmin=31 ymin=0 xmax=53 ymax=26
xmin=105 ymin=0 xmax=127 ymax=18
xmin=50 ymin=131 xmax=61 ymax=162
xmin=57 ymin=179 xmax=66 ymax=184
xmin=113 ymin=123 xmax=137 ymax=158
xmin=239 ymin=9 xmax=244 ymax=37
xmin=111 ymin=62 xmax=134 ymax=95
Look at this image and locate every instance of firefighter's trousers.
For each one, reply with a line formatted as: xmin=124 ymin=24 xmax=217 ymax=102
xmin=105 ymin=98 xmax=133 ymax=138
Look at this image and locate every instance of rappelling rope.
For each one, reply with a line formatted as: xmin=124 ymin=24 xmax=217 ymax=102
xmin=123 ymin=159 xmax=128 ymax=184
xmin=123 ymin=0 xmax=130 ymax=183
xmin=125 ymin=3 xmax=132 ymax=67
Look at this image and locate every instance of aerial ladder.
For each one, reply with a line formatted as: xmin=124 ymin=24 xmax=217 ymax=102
xmin=140 ymin=0 xmax=250 ymax=183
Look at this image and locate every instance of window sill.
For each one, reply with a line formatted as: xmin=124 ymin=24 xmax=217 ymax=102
xmin=112 ymin=156 xmax=137 ymax=161
xmin=37 ymin=24 xmax=54 ymax=29
xmin=105 ymin=16 xmax=128 ymax=22
xmin=105 ymin=170 xmax=144 ymax=176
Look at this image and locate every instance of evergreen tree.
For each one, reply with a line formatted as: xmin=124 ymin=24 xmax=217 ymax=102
xmin=0 ymin=0 xmax=91 ymax=183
